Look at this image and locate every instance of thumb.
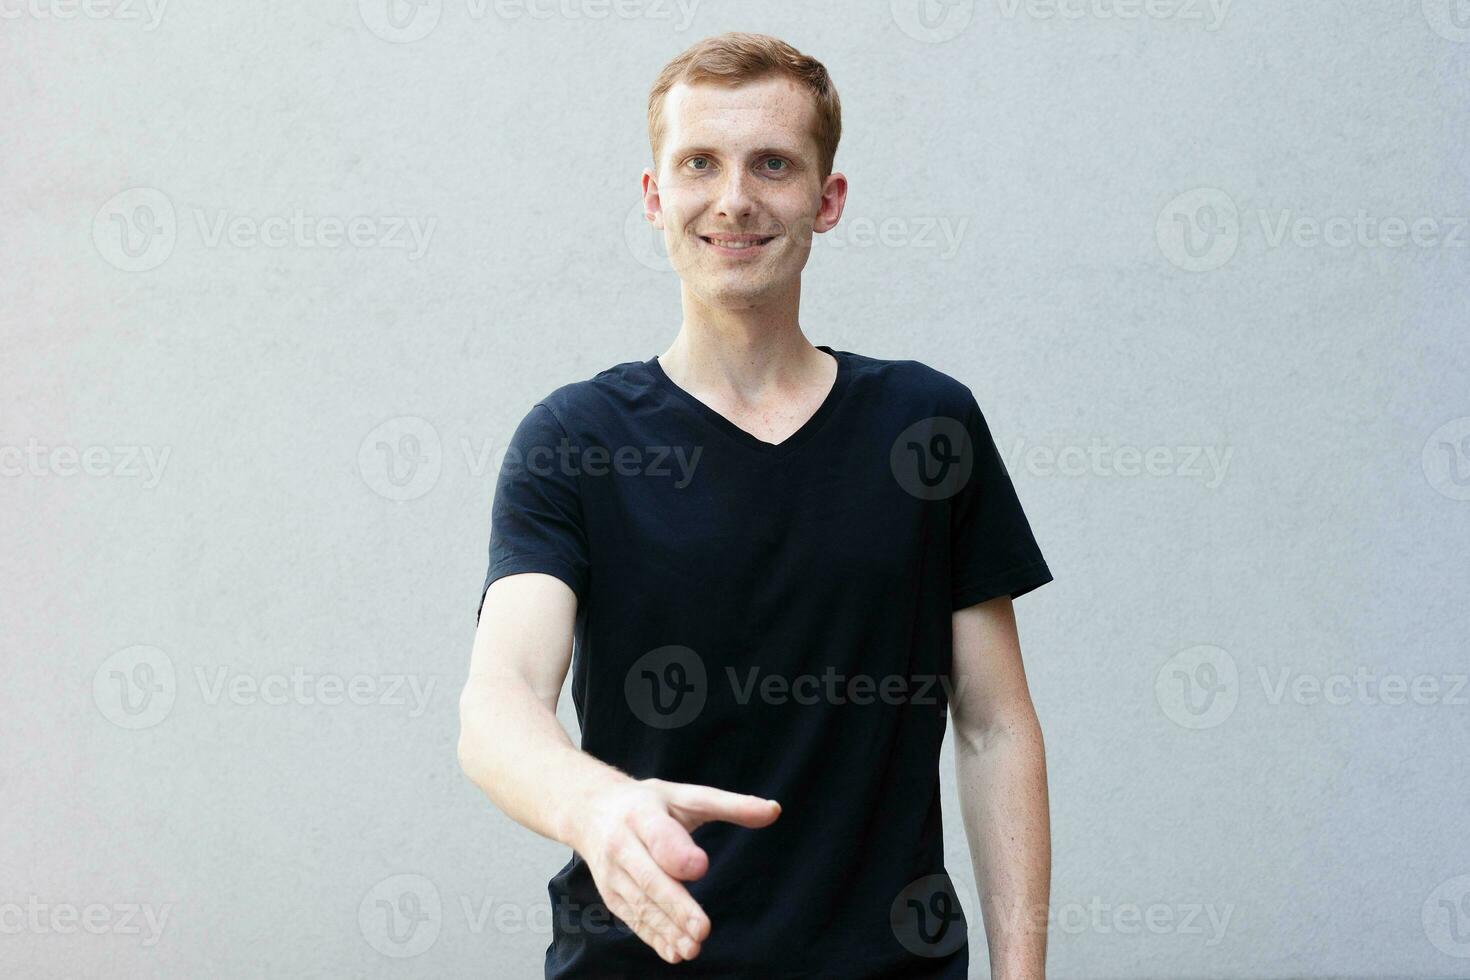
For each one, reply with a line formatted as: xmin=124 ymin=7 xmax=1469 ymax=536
xmin=659 ymin=781 xmax=782 ymax=832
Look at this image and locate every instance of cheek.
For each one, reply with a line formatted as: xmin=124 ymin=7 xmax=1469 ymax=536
xmin=659 ymin=187 xmax=704 ymax=222
xmin=770 ymin=196 xmax=817 ymax=236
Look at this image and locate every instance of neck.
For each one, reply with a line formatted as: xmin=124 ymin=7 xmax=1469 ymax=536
xmin=660 ymin=282 xmax=830 ymax=398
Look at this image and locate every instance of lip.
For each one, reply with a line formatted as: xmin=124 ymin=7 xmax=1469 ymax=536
xmin=699 ymin=233 xmax=776 ymax=258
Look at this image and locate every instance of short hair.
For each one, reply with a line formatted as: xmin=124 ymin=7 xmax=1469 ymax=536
xmin=647 ymin=32 xmax=842 ymax=181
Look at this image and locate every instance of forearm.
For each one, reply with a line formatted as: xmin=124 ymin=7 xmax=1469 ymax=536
xmin=954 ymin=710 xmax=1051 ymax=980
xmin=457 ymin=674 xmax=632 ymax=849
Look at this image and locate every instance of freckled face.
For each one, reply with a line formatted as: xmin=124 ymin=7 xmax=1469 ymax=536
xmin=647 ymin=75 xmax=830 ymax=306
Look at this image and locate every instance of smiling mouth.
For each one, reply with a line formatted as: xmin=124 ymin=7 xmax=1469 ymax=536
xmin=700 ymin=235 xmax=776 ymax=250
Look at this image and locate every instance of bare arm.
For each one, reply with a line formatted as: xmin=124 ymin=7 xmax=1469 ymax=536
xmin=457 ymin=572 xmax=780 ymax=965
xmin=950 ymin=594 xmax=1051 ymax=980
xmin=458 ymin=572 xmax=623 ymax=846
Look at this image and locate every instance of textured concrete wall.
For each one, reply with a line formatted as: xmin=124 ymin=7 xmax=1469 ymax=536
xmin=3 ymin=2 xmax=1467 ymax=977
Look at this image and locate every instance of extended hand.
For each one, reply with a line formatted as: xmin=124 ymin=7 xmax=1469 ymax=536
xmin=572 ymin=777 xmax=781 ymax=964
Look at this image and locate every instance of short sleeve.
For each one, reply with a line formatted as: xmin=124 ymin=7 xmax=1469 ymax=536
xmin=477 ymin=402 xmax=590 ymax=624
xmin=948 ymin=390 xmax=1053 ymax=611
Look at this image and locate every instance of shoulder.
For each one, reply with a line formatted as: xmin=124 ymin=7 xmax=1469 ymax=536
xmin=836 ymin=348 xmax=978 ymax=415
xmin=520 ymin=357 xmax=657 ymax=436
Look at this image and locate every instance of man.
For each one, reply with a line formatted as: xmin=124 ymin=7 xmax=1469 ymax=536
xmin=458 ymin=31 xmax=1053 ymax=979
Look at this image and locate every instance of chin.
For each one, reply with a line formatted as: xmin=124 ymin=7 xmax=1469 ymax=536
xmin=687 ymin=277 xmax=777 ymax=307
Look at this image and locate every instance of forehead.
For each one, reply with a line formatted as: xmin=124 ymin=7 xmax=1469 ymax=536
xmin=661 ymin=75 xmax=818 ymax=157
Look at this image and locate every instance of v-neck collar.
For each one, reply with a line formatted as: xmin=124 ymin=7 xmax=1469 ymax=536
xmin=646 ymin=345 xmax=850 ymax=458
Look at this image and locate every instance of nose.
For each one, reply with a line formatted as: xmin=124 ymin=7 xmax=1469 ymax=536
xmin=713 ymin=165 xmax=756 ymax=219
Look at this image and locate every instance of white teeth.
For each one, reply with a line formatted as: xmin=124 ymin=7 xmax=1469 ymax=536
xmin=702 ymin=236 xmax=770 ymax=249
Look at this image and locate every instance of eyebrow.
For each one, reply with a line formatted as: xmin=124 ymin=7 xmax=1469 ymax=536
xmin=669 ymin=144 xmax=808 ymax=162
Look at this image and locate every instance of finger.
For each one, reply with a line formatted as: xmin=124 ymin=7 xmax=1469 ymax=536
xmin=662 ymin=782 xmax=782 ymax=831
xmin=587 ymin=846 xmax=684 ymax=962
xmin=604 ymin=874 xmax=686 ymax=964
xmin=607 ymin=863 xmax=691 ymax=955
xmin=606 ymin=893 xmax=677 ymax=963
xmin=634 ymin=808 xmax=710 ymax=883
xmin=619 ymin=835 xmax=707 ymax=949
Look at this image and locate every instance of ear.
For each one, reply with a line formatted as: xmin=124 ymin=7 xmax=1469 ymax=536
xmin=812 ymin=171 xmax=848 ymax=235
xmin=641 ymin=168 xmax=664 ymax=230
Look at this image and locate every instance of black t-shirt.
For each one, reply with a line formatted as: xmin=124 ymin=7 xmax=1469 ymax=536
xmin=478 ymin=344 xmax=1053 ymax=979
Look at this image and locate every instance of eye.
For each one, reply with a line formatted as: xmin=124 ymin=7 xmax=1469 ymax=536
xmin=687 ymin=156 xmax=712 ymax=171
xmin=763 ymin=157 xmax=788 ymax=173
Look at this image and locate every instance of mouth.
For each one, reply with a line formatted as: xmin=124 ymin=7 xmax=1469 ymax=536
xmin=699 ymin=234 xmax=776 ymax=255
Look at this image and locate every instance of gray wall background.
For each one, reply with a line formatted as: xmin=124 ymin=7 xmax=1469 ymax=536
xmin=3 ymin=1 xmax=1467 ymax=977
